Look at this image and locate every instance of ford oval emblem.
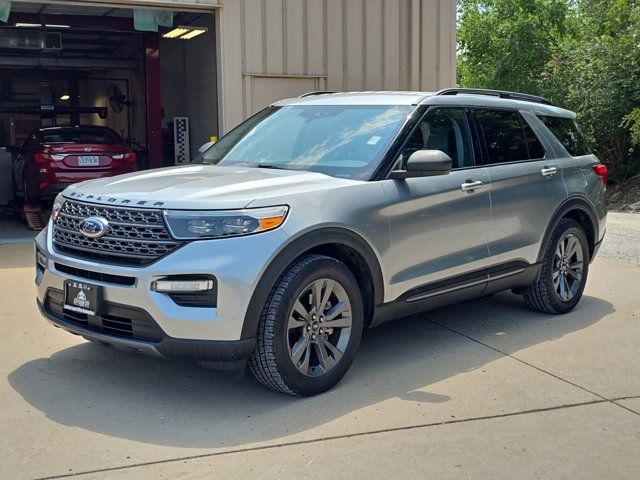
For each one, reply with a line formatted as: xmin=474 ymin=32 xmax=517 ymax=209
xmin=79 ymin=217 xmax=109 ymax=239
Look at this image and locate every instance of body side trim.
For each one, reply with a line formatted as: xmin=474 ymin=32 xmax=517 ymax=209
xmin=371 ymin=262 xmax=541 ymax=328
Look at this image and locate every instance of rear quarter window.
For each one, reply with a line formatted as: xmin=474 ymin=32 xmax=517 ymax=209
xmin=538 ymin=115 xmax=591 ymax=157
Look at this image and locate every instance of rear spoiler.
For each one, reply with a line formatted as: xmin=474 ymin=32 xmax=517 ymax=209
xmin=0 ymin=105 xmax=108 ymax=119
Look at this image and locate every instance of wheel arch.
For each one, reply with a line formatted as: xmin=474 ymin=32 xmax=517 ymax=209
xmin=240 ymin=227 xmax=385 ymax=339
xmin=537 ymin=195 xmax=599 ymax=263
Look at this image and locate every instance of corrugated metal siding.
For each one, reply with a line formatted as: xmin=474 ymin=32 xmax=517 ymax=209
xmin=218 ymin=0 xmax=457 ymax=132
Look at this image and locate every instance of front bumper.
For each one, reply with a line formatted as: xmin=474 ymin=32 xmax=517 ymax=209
xmin=38 ymin=298 xmax=256 ymax=369
xmin=35 ymin=220 xmax=290 ymax=346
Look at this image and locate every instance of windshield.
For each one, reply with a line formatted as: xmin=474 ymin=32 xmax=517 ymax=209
xmin=197 ymin=105 xmax=413 ymax=180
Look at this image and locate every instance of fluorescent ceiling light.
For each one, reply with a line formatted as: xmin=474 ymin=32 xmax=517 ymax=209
xmin=60 ymin=94 xmax=70 ymax=101
xmin=162 ymin=27 xmax=189 ymax=39
xmin=162 ymin=25 xmax=208 ymax=40
xmin=15 ymin=22 xmax=70 ymax=28
xmin=180 ymin=29 xmax=207 ymax=40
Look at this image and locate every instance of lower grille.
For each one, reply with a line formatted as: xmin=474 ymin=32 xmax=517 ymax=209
xmin=45 ymin=289 xmax=164 ymax=342
xmin=169 ymin=291 xmax=217 ymax=308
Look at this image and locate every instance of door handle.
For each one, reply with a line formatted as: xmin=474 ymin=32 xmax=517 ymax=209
xmin=461 ymin=180 xmax=483 ymax=192
xmin=541 ymin=166 xmax=558 ymax=178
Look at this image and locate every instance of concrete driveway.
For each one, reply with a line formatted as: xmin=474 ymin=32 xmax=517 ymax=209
xmin=1 ymin=215 xmax=639 ymax=479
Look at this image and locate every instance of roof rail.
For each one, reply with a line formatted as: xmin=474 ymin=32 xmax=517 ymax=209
xmin=298 ymin=91 xmax=337 ymax=98
xmin=435 ymin=88 xmax=554 ymax=106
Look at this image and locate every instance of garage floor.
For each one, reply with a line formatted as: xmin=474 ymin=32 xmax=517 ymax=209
xmin=1 ymin=214 xmax=639 ymax=480
xmin=0 ymin=217 xmax=39 ymax=245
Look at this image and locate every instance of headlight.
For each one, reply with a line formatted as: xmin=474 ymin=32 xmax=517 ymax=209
xmin=163 ymin=206 xmax=288 ymax=240
xmin=52 ymin=193 xmax=66 ymax=222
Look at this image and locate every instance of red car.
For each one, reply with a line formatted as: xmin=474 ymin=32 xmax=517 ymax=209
xmin=10 ymin=125 xmax=136 ymax=204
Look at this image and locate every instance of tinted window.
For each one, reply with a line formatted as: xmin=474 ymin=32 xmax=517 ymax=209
xmin=198 ymin=105 xmax=413 ymax=180
xmin=42 ymin=128 xmax=123 ymax=144
xmin=400 ymin=108 xmax=475 ymax=169
xmin=538 ymin=115 xmax=591 ymax=157
xmin=475 ymin=109 xmax=545 ymax=164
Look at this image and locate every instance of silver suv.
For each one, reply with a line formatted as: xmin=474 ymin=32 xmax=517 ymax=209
xmin=35 ymin=89 xmax=607 ymax=396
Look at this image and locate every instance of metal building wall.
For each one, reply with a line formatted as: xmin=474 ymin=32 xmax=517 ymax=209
xmin=14 ymin=0 xmax=456 ymax=136
xmin=217 ymin=0 xmax=457 ymax=133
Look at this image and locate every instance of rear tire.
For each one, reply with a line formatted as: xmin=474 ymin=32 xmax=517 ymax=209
xmin=249 ymin=254 xmax=364 ymax=396
xmin=524 ymin=219 xmax=589 ymax=314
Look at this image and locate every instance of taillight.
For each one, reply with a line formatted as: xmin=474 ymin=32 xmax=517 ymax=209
xmin=34 ymin=153 xmax=51 ymax=165
xmin=112 ymin=152 xmax=136 ymax=162
xmin=593 ymin=164 xmax=608 ymax=189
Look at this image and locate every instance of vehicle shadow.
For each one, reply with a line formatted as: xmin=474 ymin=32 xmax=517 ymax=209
xmin=8 ymin=292 xmax=614 ymax=449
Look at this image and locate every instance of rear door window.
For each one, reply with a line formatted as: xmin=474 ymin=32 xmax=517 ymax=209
xmin=537 ymin=115 xmax=591 ymax=157
xmin=474 ymin=109 xmax=545 ymax=164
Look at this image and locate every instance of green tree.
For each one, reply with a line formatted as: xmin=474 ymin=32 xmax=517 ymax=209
xmin=457 ymin=0 xmax=570 ymax=95
xmin=457 ymin=0 xmax=640 ymax=182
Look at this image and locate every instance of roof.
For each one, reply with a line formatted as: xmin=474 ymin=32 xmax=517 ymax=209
xmin=274 ymin=90 xmax=575 ymax=117
xmin=275 ymin=91 xmax=435 ymax=106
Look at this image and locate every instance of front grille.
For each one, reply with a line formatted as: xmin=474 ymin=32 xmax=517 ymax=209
xmin=54 ymin=262 xmax=136 ymax=286
xmin=45 ymin=288 xmax=164 ymax=342
xmin=53 ymin=200 xmax=182 ymax=266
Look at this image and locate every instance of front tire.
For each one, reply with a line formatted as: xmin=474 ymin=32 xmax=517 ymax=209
xmin=524 ymin=219 xmax=589 ymax=314
xmin=249 ymin=254 xmax=364 ymax=396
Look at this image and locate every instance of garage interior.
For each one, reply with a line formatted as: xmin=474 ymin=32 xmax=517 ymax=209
xmin=0 ymin=2 xmax=217 ymax=238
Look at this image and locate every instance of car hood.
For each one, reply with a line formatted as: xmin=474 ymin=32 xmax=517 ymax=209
xmin=63 ymin=164 xmax=361 ymax=210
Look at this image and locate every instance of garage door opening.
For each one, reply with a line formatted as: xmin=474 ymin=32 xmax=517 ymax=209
xmin=0 ymin=2 xmax=218 ymax=237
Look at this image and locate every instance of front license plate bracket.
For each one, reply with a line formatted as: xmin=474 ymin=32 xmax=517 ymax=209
xmin=63 ymin=280 xmax=102 ymax=316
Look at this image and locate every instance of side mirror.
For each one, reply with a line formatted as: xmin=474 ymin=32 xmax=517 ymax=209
xmin=389 ymin=150 xmax=452 ymax=179
xmin=5 ymin=145 xmax=19 ymax=155
xmin=198 ymin=140 xmax=216 ymax=154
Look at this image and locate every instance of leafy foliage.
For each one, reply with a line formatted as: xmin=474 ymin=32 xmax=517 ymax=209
xmin=457 ymin=0 xmax=640 ymax=182
xmin=623 ymin=109 xmax=640 ymax=147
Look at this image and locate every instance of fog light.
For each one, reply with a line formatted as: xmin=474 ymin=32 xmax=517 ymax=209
xmin=151 ymin=279 xmax=214 ymax=292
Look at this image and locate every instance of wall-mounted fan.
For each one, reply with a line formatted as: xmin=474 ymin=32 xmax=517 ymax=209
xmin=107 ymin=84 xmax=132 ymax=113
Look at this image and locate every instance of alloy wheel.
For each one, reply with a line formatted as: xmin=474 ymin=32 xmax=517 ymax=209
xmin=552 ymin=232 xmax=585 ymax=302
xmin=287 ymin=278 xmax=352 ymax=377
